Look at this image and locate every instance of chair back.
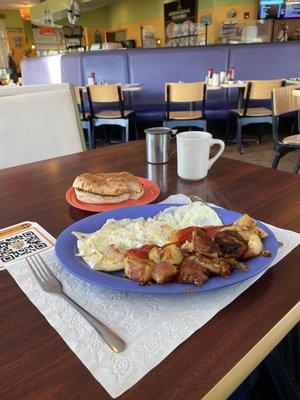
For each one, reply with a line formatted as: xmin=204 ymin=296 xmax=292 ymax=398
xmin=0 ymin=84 xmax=86 ymax=169
xmin=245 ymin=79 xmax=285 ymax=100
xmin=272 ymin=85 xmax=300 ymax=116
xmin=75 ymin=86 xmax=88 ymax=120
xmin=74 ymin=86 xmax=81 ymax=105
xmin=87 ymin=84 xmax=125 ymax=117
xmin=165 ymin=82 xmax=206 ymax=103
xmin=87 ymin=84 xmax=123 ymax=103
xmin=165 ymin=82 xmax=206 ymax=120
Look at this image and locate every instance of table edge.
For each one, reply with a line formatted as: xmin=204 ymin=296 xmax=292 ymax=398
xmin=202 ymin=301 xmax=300 ymax=400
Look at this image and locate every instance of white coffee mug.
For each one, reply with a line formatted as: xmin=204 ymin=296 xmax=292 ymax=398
xmin=176 ymin=131 xmax=225 ymax=181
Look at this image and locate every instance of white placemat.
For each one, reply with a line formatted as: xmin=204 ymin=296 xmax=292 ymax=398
xmin=6 ymin=195 xmax=300 ymax=398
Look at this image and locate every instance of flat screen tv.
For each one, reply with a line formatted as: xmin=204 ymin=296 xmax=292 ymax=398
xmin=258 ymin=1 xmax=300 ymax=19
xmin=284 ymin=1 xmax=300 ymax=18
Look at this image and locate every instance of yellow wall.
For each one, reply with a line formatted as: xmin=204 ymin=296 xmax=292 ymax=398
xmin=106 ymin=17 xmax=165 ymax=47
xmin=0 ymin=9 xmax=35 ymax=69
xmin=55 ymin=0 xmax=259 ymax=46
xmin=76 ymin=0 xmax=259 ymax=46
xmin=199 ymin=3 xmax=258 ymax=44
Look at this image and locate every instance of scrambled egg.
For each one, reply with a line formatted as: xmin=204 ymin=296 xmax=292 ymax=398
xmin=73 ymin=203 xmax=222 ymax=271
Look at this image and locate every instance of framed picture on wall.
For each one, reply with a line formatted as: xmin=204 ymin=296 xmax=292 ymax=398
xmin=272 ymin=18 xmax=300 ymax=41
xmin=164 ymin=0 xmax=197 ymax=46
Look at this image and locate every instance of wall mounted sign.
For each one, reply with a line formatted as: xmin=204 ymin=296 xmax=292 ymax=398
xmin=164 ymin=0 xmax=197 ymax=46
xmin=94 ymin=29 xmax=101 ymax=44
xmin=219 ymin=21 xmax=237 ymax=39
xmin=7 ymin=27 xmax=23 ymax=33
xmin=33 ymin=27 xmax=65 ymax=51
xmin=12 ymin=36 xmax=23 ymax=48
xmin=42 ymin=8 xmax=53 ymax=26
xmin=227 ymin=9 xmax=237 ymax=19
xmin=200 ymin=14 xmax=212 ymax=26
xmin=141 ymin=26 xmax=156 ymax=48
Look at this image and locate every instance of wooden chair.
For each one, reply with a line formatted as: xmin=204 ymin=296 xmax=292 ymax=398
xmin=163 ymin=82 xmax=207 ymax=131
xmin=74 ymin=87 xmax=94 ymax=150
xmin=229 ymin=79 xmax=285 ymax=154
xmin=87 ymin=84 xmax=137 ymax=143
xmin=271 ymin=85 xmax=300 ymax=173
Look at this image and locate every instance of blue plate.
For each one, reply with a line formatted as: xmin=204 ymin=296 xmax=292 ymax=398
xmin=55 ymin=204 xmax=278 ymax=295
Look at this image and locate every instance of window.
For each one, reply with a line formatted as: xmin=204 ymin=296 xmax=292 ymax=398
xmin=0 ymin=17 xmax=9 ymax=68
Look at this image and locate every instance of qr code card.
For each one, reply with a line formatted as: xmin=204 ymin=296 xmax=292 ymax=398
xmin=0 ymin=222 xmax=55 ymax=270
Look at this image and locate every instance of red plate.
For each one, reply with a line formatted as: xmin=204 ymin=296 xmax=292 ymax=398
xmin=65 ymin=177 xmax=160 ymax=212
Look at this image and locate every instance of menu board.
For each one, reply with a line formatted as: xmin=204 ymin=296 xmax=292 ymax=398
xmin=284 ymin=1 xmax=300 ymax=18
xmin=258 ymin=0 xmax=284 ymax=19
xmin=258 ymin=1 xmax=300 ymax=19
xmin=164 ymin=0 xmax=197 ymax=46
xmin=33 ymin=27 xmax=65 ymax=51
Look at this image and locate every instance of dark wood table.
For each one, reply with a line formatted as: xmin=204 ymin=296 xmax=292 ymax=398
xmin=1 ymin=141 xmax=299 ymax=400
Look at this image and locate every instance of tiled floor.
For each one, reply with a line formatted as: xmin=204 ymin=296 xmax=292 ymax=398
xmin=222 ymin=136 xmax=300 ymax=173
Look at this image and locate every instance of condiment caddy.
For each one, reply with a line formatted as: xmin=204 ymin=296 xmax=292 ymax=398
xmin=205 ymin=66 xmax=236 ymax=86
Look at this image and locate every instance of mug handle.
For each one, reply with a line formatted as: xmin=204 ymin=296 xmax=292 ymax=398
xmin=169 ymin=129 xmax=178 ymax=157
xmin=170 ymin=129 xmax=178 ymax=139
xmin=208 ymin=139 xmax=225 ymax=169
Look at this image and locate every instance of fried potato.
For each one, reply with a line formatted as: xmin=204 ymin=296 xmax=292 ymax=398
xmin=233 ymin=214 xmax=257 ymax=230
xmin=161 ymin=244 xmax=183 ymax=265
xmin=242 ymin=233 xmax=263 ymax=259
xmin=149 ymin=246 xmax=161 ymax=264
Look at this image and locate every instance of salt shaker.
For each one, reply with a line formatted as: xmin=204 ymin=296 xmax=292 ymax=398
xmin=220 ymin=71 xmax=226 ymax=84
xmin=212 ymin=72 xmax=220 ymax=86
xmin=87 ymin=72 xmax=96 ymax=86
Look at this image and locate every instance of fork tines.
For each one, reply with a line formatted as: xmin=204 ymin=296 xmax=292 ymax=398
xmin=26 ymin=253 xmax=57 ymax=286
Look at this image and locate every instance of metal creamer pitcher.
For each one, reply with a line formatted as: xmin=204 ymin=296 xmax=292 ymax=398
xmin=145 ymin=127 xmax=177 ymax=164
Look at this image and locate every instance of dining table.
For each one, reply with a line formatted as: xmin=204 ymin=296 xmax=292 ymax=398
xmin=1 ymin=140 xmax=299 ymax=400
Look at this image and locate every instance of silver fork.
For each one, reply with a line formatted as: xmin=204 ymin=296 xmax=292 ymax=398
xmin=189 ymin=194 xmax=211 ymax=207
xmin=27 ymin=254 xmax=126 ymax=353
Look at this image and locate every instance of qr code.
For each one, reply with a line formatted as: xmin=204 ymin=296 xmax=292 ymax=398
xmin=0 ymin=231 xmax=48 ymax=263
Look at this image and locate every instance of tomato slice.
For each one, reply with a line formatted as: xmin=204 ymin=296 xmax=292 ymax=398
xmin=203 ymin=224 xmax=231 ymax=238
xmin=174 ymin=226 xmax=196 ymax=245
xmin=125 ymin=244 xmax=156 ymax=259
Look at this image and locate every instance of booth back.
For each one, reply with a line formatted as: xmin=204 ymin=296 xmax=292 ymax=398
xmin=228 ymin=42 xmax=300 ymax=80
xmin=80 ymin=51 xmax=129 ymax=86
xmin=61 ymin=53 xmax=82 ymax=86
xmin=21 ymin=55 xmax=63 ymax=85
xmin=21 ymin=42 xmax=300 ymax=121
xmin=127 ymin=46 xmax=229 ymax=106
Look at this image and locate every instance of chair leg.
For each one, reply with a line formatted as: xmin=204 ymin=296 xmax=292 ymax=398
xmin=224 ymin=116 xmax=231 ymax=143
xmin=125 ymin=121 xmax=129 ymax=142
xmin=120 ymin=127 xmax=125 ymax=142
xmin=236 ymin=118 xmax=243 ymax=154
xmin=272 ymin=151 xmax=281 ymax=169
xmin=86 ymin=121 xmax=94 ymax=150
xmin=92 ymin=125 xmax=98 ymax=147
xmin=132 ymin=114 xmax=139 ymax=140
xmin=257 ymin=125 xmax=263 ymax=144
xmin=291 ymin=114 xmax=297 ymax=134
xmin=102 ymin=126 xmax=109 ymax=143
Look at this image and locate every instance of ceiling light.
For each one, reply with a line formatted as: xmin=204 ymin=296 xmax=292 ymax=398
xmin=20 ymin=7 xmax=31 ymax=21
